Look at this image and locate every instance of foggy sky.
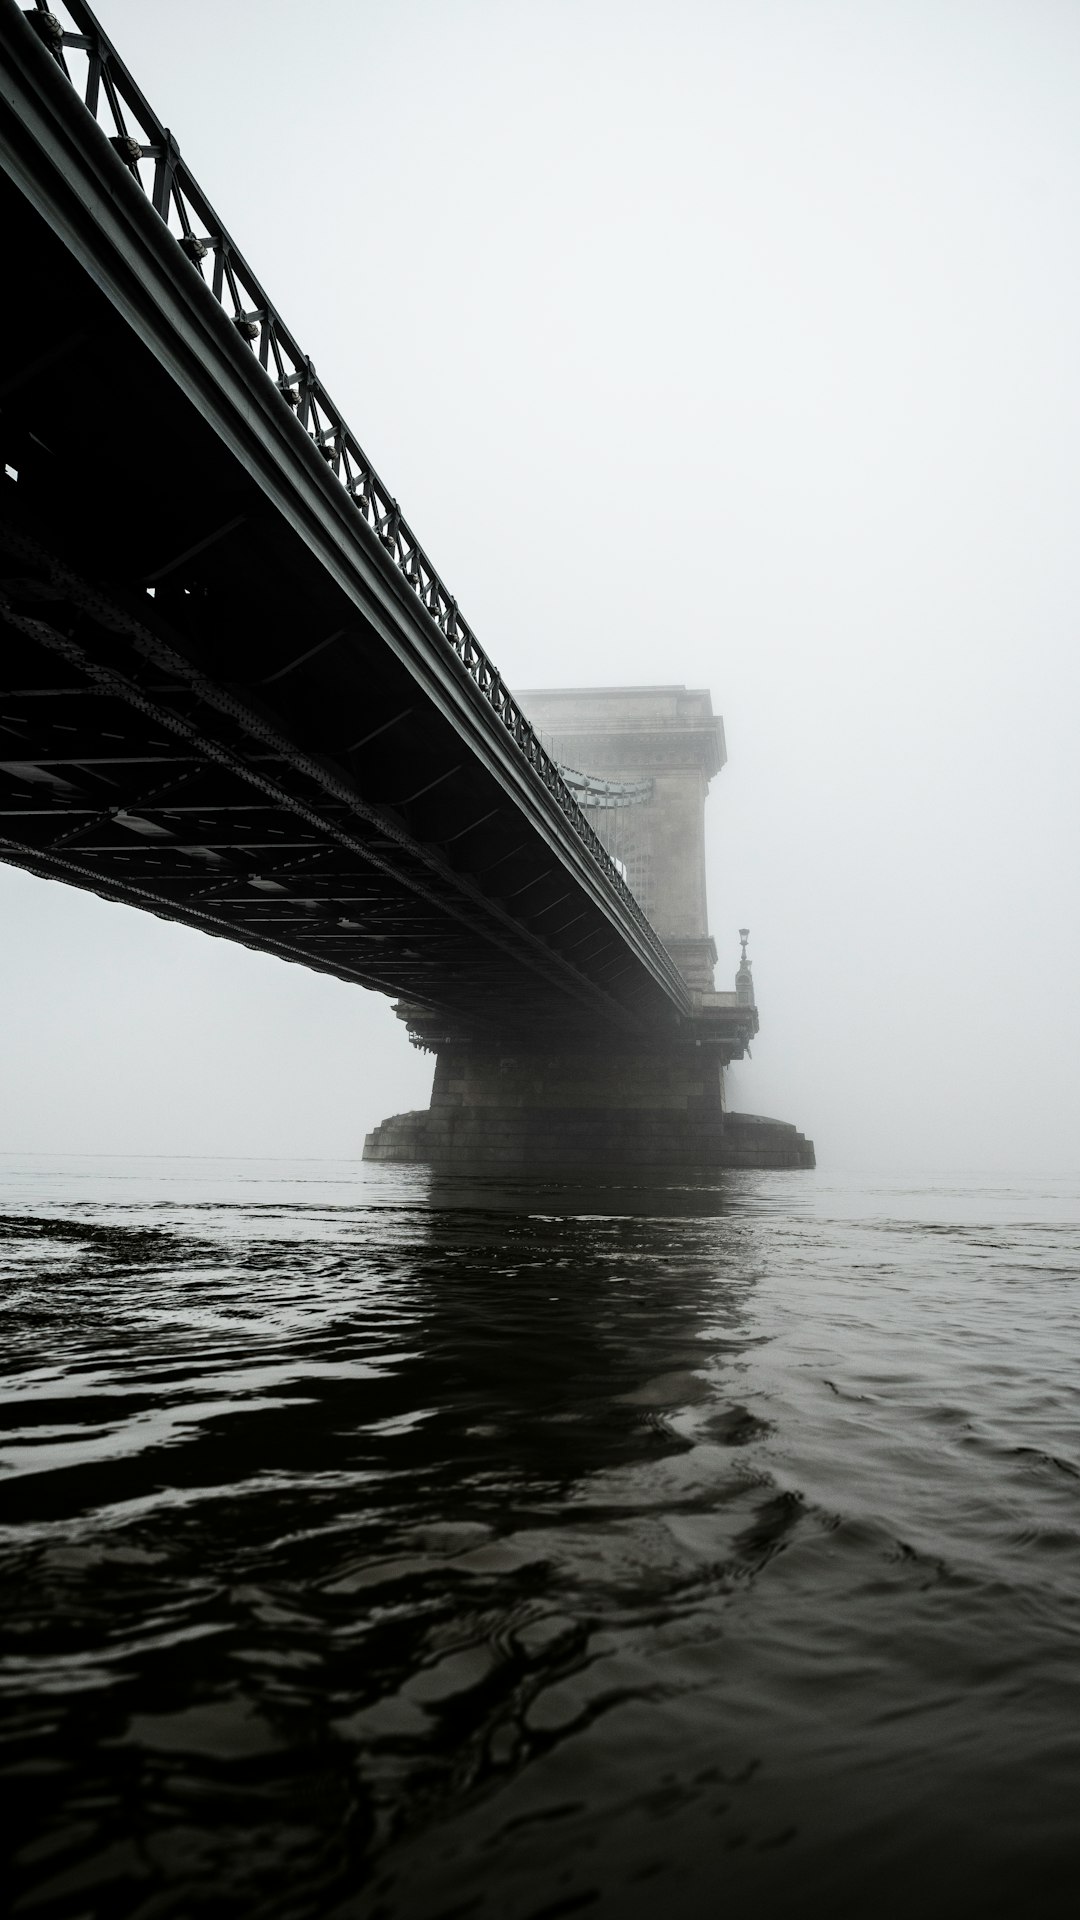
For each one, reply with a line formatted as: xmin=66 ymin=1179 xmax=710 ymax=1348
xmin=4 ymin=0 xmax=1079 ymax=1172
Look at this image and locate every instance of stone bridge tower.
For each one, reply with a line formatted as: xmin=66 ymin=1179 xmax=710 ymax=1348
xmin=518 ymin=685 xmax=724 ymax=992
xmin=364 ymin=684 xmax=814 ymax=1173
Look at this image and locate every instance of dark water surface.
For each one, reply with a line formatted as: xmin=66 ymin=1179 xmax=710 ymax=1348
xmin=2 ymin=1156 xmax=1079 ymax=1919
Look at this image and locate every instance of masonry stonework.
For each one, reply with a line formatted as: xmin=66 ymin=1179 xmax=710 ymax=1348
xmin=363 ymin=685 xmax=815 ymax=1176
xmin=522 ymin=685 xmax=723 ymax=994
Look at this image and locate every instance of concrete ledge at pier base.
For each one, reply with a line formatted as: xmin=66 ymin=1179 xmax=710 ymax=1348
xmin=720 ymin=1112 xmax=816 ymax=1170
xmin=363 ymin=1107 xmax=815 ymax=1173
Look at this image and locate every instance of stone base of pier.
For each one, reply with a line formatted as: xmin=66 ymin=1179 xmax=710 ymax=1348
xmin=363 ymin=1104 xmax=814 ymax=1173
xmin=363 ymin=1035 xmax=814 ymax=1174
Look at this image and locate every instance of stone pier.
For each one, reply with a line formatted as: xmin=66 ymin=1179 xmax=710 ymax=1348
xmin=362 ymin=1032 xmax=815 ymax=1173
xmin=364 ymin=686 xmax=814 ymax=1175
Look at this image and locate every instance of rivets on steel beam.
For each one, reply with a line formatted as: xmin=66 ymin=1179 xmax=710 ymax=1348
xmin=110 ymin=134 xmax=143 ymax=167
xmin=23 ymin=10 xmax=64 ymax=50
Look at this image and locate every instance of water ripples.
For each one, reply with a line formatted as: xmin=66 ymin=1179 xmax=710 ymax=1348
xmin=1 ymin=1159 xmax=1079 ymax=1917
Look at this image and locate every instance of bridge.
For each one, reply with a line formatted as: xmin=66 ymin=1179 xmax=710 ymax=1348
xmin=0 ymin=0 xmax=813 ymax=1172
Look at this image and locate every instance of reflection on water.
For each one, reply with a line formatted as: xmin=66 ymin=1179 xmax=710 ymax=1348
xmin=1 ymin=1156 xmax=1079 ymax=1918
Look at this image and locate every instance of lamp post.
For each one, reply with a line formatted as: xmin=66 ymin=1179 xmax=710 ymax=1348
xmin=736 ymin=929 xmax=754 ymax=1007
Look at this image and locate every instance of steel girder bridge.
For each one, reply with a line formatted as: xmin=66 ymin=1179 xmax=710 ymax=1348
xmin=0 ymin=0 xmax=727 ymax=1048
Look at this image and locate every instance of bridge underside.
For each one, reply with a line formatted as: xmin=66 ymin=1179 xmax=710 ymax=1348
xmin=0 ymin=503 xmax=664 ymax=1040
xmin=0 ymin=25 xmax=689 ymax=1041
xmin=1 ymin=1 xmax=814 ymax=1174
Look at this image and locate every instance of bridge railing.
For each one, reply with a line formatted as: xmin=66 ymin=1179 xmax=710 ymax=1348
xmin=16 ymin=0 xmax=688 ymax=999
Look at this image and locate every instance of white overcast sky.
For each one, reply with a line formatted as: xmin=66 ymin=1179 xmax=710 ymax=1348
xmin=3 ymin=0 xmax=1079 ymax=1172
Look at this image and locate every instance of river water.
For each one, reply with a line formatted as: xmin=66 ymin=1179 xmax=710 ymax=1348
xmin=1 ymin=1155 xmax=1078 ymax=1919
